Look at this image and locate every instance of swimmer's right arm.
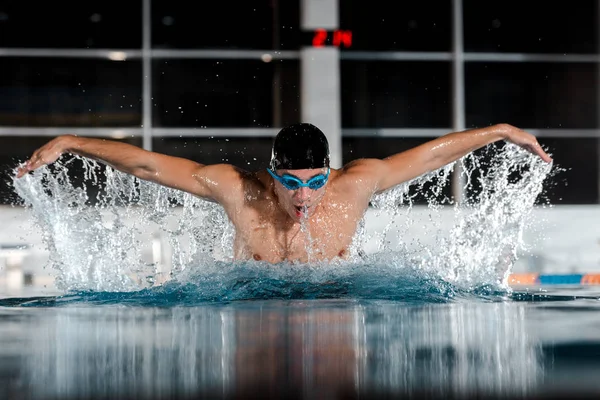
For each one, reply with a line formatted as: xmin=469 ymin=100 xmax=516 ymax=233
xmin=16 ymin=135 xmax=243 ymax=203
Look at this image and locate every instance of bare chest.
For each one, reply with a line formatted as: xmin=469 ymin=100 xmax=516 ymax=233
xmin=234 ymin=204 xmax=362 ymax=263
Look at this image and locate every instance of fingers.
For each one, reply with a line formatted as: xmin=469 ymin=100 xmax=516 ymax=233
xmin=522 ymin=141 xmax=552 ymax=164
xmin=536 ymin=148 xmax=553 ymax=163
xmin=507 ymin=128 xmax=553 ymax=163
xmin=530 ymin=141 xmax=553 ymax=163
xmin=513 ymin=128 xmax=553 ymax=164
xmin=15 ymin=158 xmax=37 ymax=178
xmin=15 ymin=166 xmax=26 ymax=178
xmin=15 ymin=150 xmax=52 ymax=178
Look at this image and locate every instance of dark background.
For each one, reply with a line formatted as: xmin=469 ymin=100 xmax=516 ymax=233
xmin=0 ymin=0 xmax=597 ymax=205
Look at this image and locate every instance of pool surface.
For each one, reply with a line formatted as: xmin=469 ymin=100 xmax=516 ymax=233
xmin=3 ymin=144 xmax=592 ymax=399
xmin=1 ymin=285 xmax=600 ymax=399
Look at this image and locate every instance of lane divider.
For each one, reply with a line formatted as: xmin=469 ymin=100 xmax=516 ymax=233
xmin=508 ymin=273 xmax=600 ymax=285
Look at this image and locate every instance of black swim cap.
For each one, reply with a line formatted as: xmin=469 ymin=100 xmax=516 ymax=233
xmin=270 ymin=123 xmax=330 ymax=170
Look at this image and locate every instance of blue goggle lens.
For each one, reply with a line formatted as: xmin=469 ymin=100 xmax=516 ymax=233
xmin=268 ymin=169 xmax=329 ymax=190
xmin=307 ymin=175 xmax=327 ymax=189
xmin=280 ymin=175 xmax=326 ymax=190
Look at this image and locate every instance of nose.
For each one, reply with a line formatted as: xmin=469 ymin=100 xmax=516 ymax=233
xmin=294 ymin=187 xmax=312 ymax=202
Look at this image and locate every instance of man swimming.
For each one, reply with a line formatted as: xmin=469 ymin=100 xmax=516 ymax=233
xmin=16 ymin=123 xmax=552 ymax=263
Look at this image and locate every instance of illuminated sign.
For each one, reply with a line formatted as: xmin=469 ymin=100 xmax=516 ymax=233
xmin=310 ymin=29 xmax=353 ymax=48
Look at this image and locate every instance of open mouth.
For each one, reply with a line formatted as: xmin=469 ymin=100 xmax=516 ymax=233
xmin=294 ymin=205 xmax=309 ymax=217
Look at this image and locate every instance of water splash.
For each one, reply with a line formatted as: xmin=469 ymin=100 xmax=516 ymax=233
xmin=13 ymin=158 xmax=234 ymax=292
xmin=412 ymin=143 xmax=554 ymax=288
xmin=11 ymin=142 xmax=554 ymax=299
xmin=350 ymin=143 xmax=554 ymax=291
xmin=5 ymin=260 xmax=504 ymax=307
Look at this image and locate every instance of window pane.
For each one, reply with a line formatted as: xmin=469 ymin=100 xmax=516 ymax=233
xmin=152 ymin=137 xmax=273 ymax=170
xmin=343 ymin=137 xmax=599 ymax=206
xmin=0 ymin=1 xmax=142 ymax=48
xmin=465 ymin=62 xmax=598 ymax=129
xmin=343 ymin=137 xmax=454 ymax=205
xmin=151 ymin=0 xmax=300 ymax=50
xmin=339 ymin=0 xmax=451 ymax=51
xmin=463 ymin=0 xmax=598 ymax=53
xmin=537 ymin=138 xmax=598 ymax=204
xmin=341 ymin=61 xmax=451 ymax=128
xmin=0 ymin=136 xmax=143 ymax=205
xmin=0 ymin=58 xmax=142 ymax=127
xmin=463 ymin=139 xmax=598 ymax=205
xmin=152 ymin=59 xmax=300 ymax=128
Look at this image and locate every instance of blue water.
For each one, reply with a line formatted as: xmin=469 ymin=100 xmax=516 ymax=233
xmin=3 ymin=265 xmax=504 ymax=307
xmin=2 ymin=268 xmax=600 ymax=399
xmin=4 ymin=143 xmax=591 ymax=398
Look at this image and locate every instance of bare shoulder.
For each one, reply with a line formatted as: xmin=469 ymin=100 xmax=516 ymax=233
xmin=216 ymin=166 xmax=272 ymax=201
xmin=333 ymin=158 xmax=385 ymax=184
xmin=194 ymin=163 xmax=247 ymax=188
xmin=340 ymin=158 xmax=384 ymax=173
xmin=329 ymin=158 xmax=385 ymax=196
xmin=192 ymin=163 xmax=257 ymax=204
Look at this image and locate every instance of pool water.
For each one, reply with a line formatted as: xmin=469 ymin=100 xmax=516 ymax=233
xmin=1 ymin=284 xmax=600 ymax=399
xmin=4 ymin=136 xmax=585 ymax=399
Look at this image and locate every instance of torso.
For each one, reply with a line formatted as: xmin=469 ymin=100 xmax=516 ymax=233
xmin=224 ymin=169 xmax=372 ymax=264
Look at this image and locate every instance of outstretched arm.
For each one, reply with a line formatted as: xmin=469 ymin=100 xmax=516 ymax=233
xmin=16 ymin=135 xmax=244 ymax=203
xmin=344 ymin=124 xmax=552 ymax=194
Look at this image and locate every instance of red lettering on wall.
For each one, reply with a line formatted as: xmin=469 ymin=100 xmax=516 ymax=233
xmin=333 ymin=30 xmax=352 ymax=48
xmin=311 ymin=29 xmax=353 ymax=48
xmin=312 ymin=29 xmax=328 ymax=47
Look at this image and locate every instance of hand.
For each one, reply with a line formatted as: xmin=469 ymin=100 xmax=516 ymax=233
xmin=501 ymin=124 xmax=553 ymax=163
xmin=16 ymin=135 xmax=75 ymax=178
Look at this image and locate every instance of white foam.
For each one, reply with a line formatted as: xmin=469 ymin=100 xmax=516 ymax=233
xmin=12 ymin=143 xmax=554 ymax=293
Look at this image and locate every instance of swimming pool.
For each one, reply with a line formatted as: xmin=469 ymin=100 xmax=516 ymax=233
xmin=5 ymin=143 xmax=596 ymax=399
xmin=1 ymin=284 xmax=600 ymax=399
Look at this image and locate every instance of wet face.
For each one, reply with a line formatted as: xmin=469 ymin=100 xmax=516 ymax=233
xmin=271 ymin=168 xmax=329 ymax=221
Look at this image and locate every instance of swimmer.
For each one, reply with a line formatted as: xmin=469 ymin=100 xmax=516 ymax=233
xmin=16 ymin=123 xmax=552 ymax=263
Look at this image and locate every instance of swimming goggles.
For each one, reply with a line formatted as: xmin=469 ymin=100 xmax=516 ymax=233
xmin=267 ymin=168 xmax=330 ymax=190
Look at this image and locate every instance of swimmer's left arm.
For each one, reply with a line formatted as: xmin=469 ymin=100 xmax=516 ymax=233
xmin=370 ymin=123 xmax=552 ymax=193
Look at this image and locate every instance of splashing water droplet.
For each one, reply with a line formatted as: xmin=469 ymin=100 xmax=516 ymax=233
xmin=11 ymin=143 xmax=554 ymax=296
